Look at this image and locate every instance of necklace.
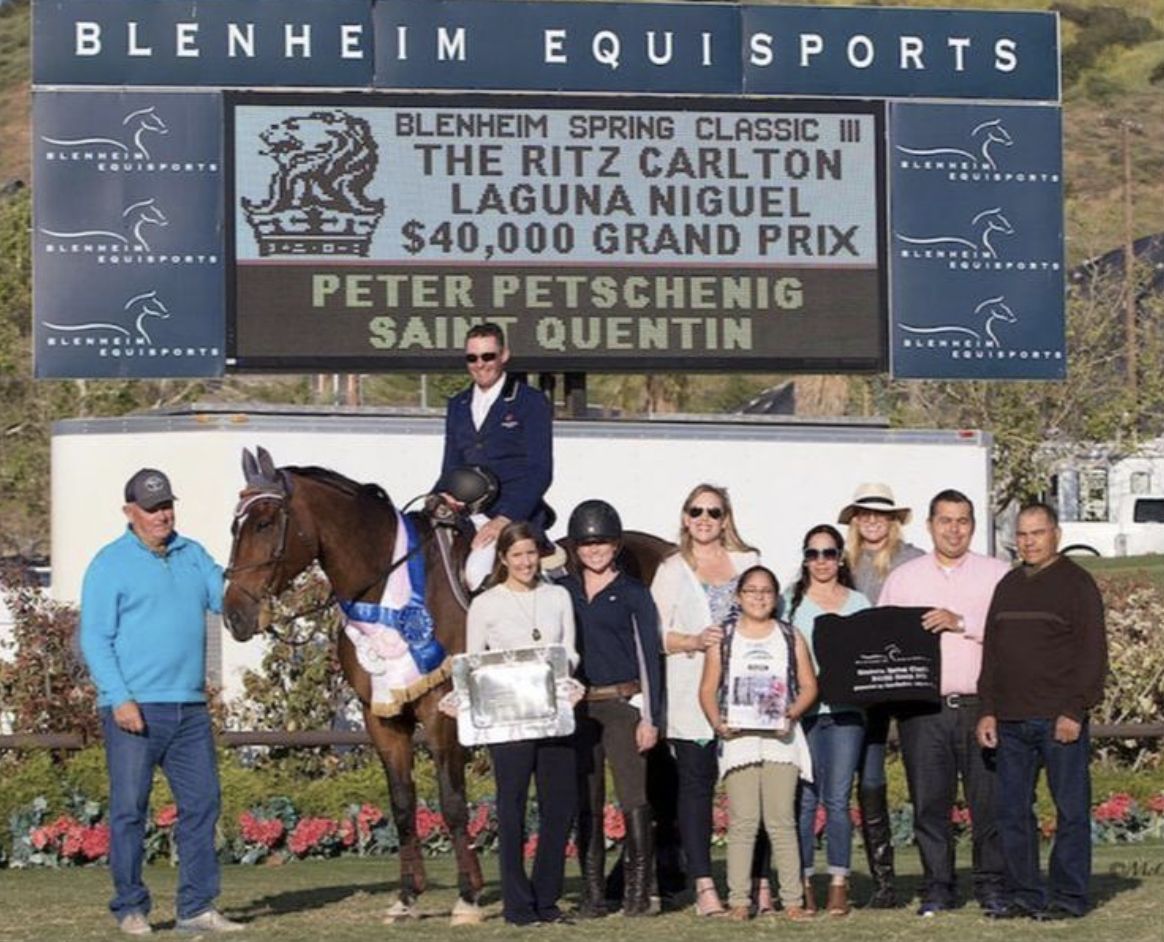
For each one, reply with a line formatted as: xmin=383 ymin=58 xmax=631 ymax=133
xmin=507 ymin=584 xmax=542 ymax=642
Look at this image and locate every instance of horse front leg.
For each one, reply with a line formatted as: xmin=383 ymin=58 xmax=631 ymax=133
xmin=418 ymin=690 xmax=484 ymax=925
xmin=365 ymin=708 xmax=427 ymax=921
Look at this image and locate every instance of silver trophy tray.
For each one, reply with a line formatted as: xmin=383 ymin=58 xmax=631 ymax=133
xmin=451 ymin=644 xmax=575 ymax=746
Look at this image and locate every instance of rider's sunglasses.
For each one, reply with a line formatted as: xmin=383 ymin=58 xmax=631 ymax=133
xmin=686 ymin=506 xmax=724 ymax=520
xmin=803 ymin=547 xmax=840 ymax=561
xmin=465 ymin=352 xmax=500 ymax=364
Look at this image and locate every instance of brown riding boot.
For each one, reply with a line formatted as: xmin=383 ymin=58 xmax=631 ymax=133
xmin=622 ymin=806 xmax=654 ymax=917
xmin=803 ymin=877 xmax=818 ymax=915
xmin=859 ymin=786 xmax=898 ymax=909
xmin=576 ymin=812 xmax=607 ymax=919
xmin=826 ymin=880 xmax=851 ymax=917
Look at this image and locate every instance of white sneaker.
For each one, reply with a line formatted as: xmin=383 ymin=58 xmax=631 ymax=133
xmin=118 ymin=913 xmax=152 ymax=935
xmin=175 ymin=910 xmax=245 ymax=933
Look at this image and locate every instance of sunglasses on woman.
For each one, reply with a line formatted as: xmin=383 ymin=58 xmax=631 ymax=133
xmin=686 ymin=506 xmax=724 ymax=520
xmin=804 ymin=547 xmax=840 ymax=561
xmin=465 ymin=351 xmax=500 ymax=364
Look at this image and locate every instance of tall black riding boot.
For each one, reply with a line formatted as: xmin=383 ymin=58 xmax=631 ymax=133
xmin=859 ymin=786 xmax=898 ymax=909
xmin=623 ymin=806 xmax=655 ymax=917
xmin=577 ymin=811 xmax=607 ymax=919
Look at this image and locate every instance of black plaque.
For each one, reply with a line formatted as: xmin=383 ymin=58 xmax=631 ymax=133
xmin=813 ymin=607 xmax=941 ymax=705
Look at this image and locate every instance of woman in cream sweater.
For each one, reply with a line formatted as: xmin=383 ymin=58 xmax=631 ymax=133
xmin=650 ymin=484 xmax=759 ymax=916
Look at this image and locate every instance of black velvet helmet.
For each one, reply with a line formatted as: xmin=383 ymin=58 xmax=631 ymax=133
xmin=568 ymin=499 xmax=622 ymax=543
xmin=436 ymin=465 xmax=500 ymax=515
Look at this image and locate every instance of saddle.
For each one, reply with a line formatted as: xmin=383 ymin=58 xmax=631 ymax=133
xmin=421 ymin=496 xmax=566 ymax=610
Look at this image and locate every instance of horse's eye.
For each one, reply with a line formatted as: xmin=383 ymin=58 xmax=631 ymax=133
xmin=256 ymin=519 xmax=274 ymax=532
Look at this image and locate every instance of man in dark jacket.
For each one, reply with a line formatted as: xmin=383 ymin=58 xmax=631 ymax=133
xmin=977 ymin=502 xmax=1108 ymax=921
xmin=438 ymin=322 xmax=553 ymax=588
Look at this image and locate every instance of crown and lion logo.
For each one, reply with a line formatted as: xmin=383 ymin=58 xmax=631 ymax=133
xmin=242 ymin=110 xmax=385 ymax=257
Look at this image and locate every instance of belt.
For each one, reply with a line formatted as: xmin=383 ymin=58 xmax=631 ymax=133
xmin=943 ymin=693 xmax=979 ymax=709
xmin=585 ymin=680 xmax=641 ymax=702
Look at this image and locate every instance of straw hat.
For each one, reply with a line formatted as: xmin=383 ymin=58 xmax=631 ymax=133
xmin=838 ymin=483 xmax=912 ymax=525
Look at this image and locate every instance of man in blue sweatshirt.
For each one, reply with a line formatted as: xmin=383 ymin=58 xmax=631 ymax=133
xmin=80 ymin=468 xmax=242 ymax=936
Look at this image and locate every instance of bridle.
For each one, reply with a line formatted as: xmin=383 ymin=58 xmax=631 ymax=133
xmin=225 ymin=490 xmax=325 ymax=644
xmin=225 ymin=486 xmax=431 ymax=644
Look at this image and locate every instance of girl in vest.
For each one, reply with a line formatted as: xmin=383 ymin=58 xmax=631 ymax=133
xmin=698 ymin=565 xmax=818 ymax=921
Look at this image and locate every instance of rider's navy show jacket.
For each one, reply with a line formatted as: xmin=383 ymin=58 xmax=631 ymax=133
xmin=439 ymin=374 xmax=554 ymax=536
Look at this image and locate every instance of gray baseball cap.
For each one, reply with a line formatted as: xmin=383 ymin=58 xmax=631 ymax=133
xmin=124 ymin=468 xmax=177 ymax=510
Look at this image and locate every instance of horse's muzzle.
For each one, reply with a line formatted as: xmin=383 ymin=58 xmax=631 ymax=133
xmin=223 ymin=587 xmax=270 ymax=642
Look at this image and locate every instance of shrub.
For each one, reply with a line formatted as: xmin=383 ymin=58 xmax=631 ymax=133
xmin=1055 ymin=4 xmax=1161 ymax=86
xmin=1092 ymin=577 xmax=1164 ymax=769
xmin=0 ymin=572 xmax=97 ymax=740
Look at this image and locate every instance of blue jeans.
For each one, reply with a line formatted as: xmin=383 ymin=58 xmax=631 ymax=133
xmin=101 ymin=702 xmax=221 ymax=921
xmin=798 ymin=712 xmax=865 ymax=877
xmin=996 ymin=719 xmax=1092 ymax=915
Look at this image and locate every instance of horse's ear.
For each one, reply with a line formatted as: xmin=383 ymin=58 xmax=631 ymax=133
xmin=242 ymin=448 xmax=260 ymax=485
xmin=256 ymin=446 xmax=278 ymax=481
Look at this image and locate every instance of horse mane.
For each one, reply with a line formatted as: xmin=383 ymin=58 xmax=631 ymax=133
xmin=283 ymin=465 xmax=393 ymax=508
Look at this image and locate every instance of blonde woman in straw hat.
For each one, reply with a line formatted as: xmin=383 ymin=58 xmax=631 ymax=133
xmin=837 ymin=483 xmax=924 ymax=909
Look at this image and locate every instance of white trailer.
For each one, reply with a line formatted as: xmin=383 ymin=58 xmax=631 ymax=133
xmin=50 ymin=407 xmax=993 ymax=702
xmin=1044 ymin=437 xmax=1164 ymax=556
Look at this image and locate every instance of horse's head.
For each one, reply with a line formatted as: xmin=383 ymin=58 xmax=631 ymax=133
xmin=223 ymin=447 xmax=316 ymax=642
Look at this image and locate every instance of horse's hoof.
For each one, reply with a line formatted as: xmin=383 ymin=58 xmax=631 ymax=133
xmin=383 ymin=900 xmax=419 ymax=924
xmin=450 ymin=899 xmax=484 ymax=926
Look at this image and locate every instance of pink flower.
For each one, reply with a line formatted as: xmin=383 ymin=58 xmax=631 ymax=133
xmin=565 ymin=840 xmax=578 ymax=859
xmin=523 ymin=834 xmax=538 ymax=860
xmin=416 ymin=807 xmax=446 ymax=841
xmin=1094 ymin=793 xmax=1135 ymax=824
xmin=61 ymin=823 xmax=86 ymax=859
xmin=603 ymin=805 xmax=625 ymax=841
xmin=813 ymin=804 xmax=826 ymax=837
xmin=288 ymin=817 xmax=338 ymax=856
xmin=155 ymin=805 xmax=178 ymax=829
xmin=467 ymin=804 xmax=491 ymax=840
xmin=1147 ymin=794 xmax=1164 ymax=815
xmin=81 ymin=825 xmax=110 ymax=860
xmin=338 ymin=820 xmax=357 ymax=847
xmin=951 ymin=806 xmax=972 ymax=828
xmin=239 ymin=812 xmax=285 ymax=848
xmin=30 ymin=827 xmax=51 ymax=851
xmin=357 ymin=804 xmax=384 ymax=836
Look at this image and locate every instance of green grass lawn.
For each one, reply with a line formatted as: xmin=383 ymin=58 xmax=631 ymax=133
xmin=2 ymin=842 xmax=1162 ymax=942
xmin=1078 ymin=554 xmax=1164 ymax=588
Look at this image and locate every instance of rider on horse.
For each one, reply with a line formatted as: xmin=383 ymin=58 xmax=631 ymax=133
xmin=434 ymin=322 xmax=555 ymax=591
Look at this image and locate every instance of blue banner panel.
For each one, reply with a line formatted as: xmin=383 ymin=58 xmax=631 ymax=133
xmin=373 ymin=0 xmax=740 ymax=94
xmin=33 ymin=0 xmax=375 ymax=88
xmin=33 ymin=0 xmax=1058 ymax=102
xmin=742 ymin=5 xmax=1059 ymax=101
xmin=33 ymin=92 xmax=225 ymax=378
xmin=889 ymin=103 xmax=1065 ymax=380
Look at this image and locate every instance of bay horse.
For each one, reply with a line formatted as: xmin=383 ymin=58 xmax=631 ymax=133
xmin=222 ymin=447 xmax=674 ymax=922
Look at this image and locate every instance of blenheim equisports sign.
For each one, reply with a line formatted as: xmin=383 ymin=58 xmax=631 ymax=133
xmin=31 ymin=0 xmax=1065 ymax=380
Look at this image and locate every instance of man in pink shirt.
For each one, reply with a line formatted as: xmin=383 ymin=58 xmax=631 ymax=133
xmin=878 ymin=489 xmax=1010 ymax=917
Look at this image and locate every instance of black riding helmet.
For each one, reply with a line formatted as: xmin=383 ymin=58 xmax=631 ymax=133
xmin=568 ymin=499 xmax=622 ymax=543
xmin=436 ymin=465 xmax=500 ymax=515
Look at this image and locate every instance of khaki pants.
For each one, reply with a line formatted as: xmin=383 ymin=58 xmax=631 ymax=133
xmin=724 ymin=762 xmax=802 ymax=909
